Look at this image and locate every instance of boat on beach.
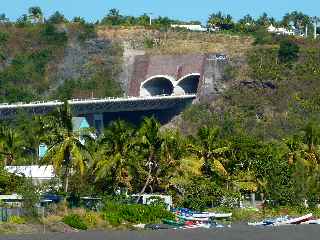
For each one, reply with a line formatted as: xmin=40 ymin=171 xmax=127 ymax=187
xmin=248 ymin=213 xmax=313 ymax=226
xmin=301 ymin=219 xmax=320 ymax=224
xmin=191 ymin=212 xmax=232 ymax=218
xmin=162 ymin=208 xmax=232 ymax=229
xmin=248 ymin=216 xmax=289 ymax=226
xmin=273 ymin=213 xmax=313 ymax=226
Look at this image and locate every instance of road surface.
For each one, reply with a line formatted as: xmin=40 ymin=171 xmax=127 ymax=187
xmin=0 ymin=224 xmax=319 ymax=240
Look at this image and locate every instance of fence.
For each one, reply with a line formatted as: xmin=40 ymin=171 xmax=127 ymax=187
xmin=0 ymin=207 xmax=45 ymax=222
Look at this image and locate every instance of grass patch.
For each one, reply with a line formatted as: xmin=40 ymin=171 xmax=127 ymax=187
xmin=102 ymin=201 xmax=175 ymax=226
xmin=8 ymin=216 xmax=26 ymax=224
xmin=62 ymin=214 xmax=88 ymax=230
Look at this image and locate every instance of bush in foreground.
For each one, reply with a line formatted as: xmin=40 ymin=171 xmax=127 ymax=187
xmin=62 ymin=214 xmax=88 ymax=230
xmin=8 ymin=216 xmax=26 ymax=224
xmin=102 ymin=201 xmax=175 ymax=225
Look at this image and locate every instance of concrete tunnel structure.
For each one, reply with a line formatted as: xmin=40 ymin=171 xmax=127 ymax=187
xmin=174 ymin=73 xmax=200 ymax=95
xmin=140 ymin=73 xmax=201 ymax=97
xmin=140 ymin=75 xmax=175 ymax=97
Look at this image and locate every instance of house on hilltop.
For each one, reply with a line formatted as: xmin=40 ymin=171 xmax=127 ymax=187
xmin=267 ymin=24 xmax=296 ymax=36
xmin=171 ymin=24 xmax=207 ymax=32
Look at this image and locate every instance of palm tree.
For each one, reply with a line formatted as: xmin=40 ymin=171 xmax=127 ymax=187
xmin=188 ymin=126 xmax=229 ymax=177
xmin=239 ymin=14 xmax=255 ymax=25
xmin=94 ymin=120 xmax=136 ymax=192
xmin=134 ymin=119 xmax=186 ymax=198
xmin=42 ymin=102 xmax=92 ymax=193
xmin=16 ymin=114 xmax=47 ymax=163
xmin=257 ymin=12 xmax=271 ymax=27
xmin=102 ymin=8 xmax=123 ymax=25
xmin=170 ymin=155 xmax=203 ymax=195
xmin=28 ymin=6 xmax=43 ymax=23
xmin=135 ymin=117 xmax=163 ymax=200
xmin=285 ymin=122 xmax=320 ymax=166
xmin=284 ymin=124 xmax=320 ymax=205
xmin=154 ymin=130 xmax=185 ymax=192
xmin=284 ymin=135 xmax=305 ymax=165
xmin=0 ymin=126 xmax=24 ymax=166
xmin=0 ymin=13 xmax=9 ymax=24
xmin=303 ymin=121 xmax=320 ymax=155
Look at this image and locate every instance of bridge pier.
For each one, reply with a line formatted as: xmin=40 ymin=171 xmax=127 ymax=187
xmin=94 ymin=114 xmax=104 ymax=133
xmin=83 ymin=113 xmax=104 ymax=134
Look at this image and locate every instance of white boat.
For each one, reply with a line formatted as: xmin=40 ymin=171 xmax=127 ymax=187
xmin=301 ymin=219 xmax=320 ymax=224
xmin=179 ymin=215 xmax=209 ymax=221
xmin=248 ymin=216 xmax=288 ymax=226
xmin=273 ymin=213 xmax=313 ymax=226
xmin=248 ymin=221 xmax=266 ymax=226
xmin=191 ymin=212 xmax=232 ymax=218
xmin=191 ymin=213 xmax=211 ymax=218
xmin=181 ymin=223 xmax=224 ymax=229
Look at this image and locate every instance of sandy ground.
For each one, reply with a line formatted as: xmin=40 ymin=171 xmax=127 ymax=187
xmin=1 ymin=224 xmax=320 ymax=240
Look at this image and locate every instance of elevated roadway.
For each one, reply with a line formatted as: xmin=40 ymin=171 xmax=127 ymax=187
xmin=0 ymin=95 xmax=196 ymax=120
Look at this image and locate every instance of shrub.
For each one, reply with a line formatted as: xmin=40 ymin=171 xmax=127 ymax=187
xmin=83 ymin=212 xmax=99 ymax=228
xmin=47 ymin=11 xmax=67 ymax=24
xmin=0 ymin=32 xmax=9 ymax=45
xmin=253 ymin=28 xmax=273 ymax=45
xmin=41 ymin=23 xmax=68 ymax=45
xmin=178 ymin=176 xmax=223 ymax=211
xmin=67 ymin=209 xmax=104 ymax=229
xmin=78 ymin=23 xmax=97 ymax=41
xmin=102 ymin=201 xmax=175 ymax=225
xmin=62 ymin=214 xmax=88 ymax=230
xmin=41 ymin=215 xmax=62 ymax=225
xmin=278 ymin=39 xmax=299 ymax=63
xmin=143 ymin=37 xmax=154 ymax=48
xmin=16 ymin=178 xmax=41 ymax=216
xmin=8 ymin=216 xmax=26 ymax=224
xmin=219 ymin=191 xmax=241 ymax=208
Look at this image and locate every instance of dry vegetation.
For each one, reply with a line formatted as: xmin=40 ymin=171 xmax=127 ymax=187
xmin=97 ymin=26 xmax=254 ymax=57
xmin=148 ymin=32 xmax=253 ymax=57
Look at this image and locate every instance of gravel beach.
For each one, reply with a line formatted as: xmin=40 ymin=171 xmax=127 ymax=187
xmin=1 ymin=224 xmax=320 ymax=240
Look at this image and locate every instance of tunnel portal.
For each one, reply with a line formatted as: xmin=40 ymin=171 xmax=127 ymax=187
xmin=140 ymin=76 xmax=174 ymax=97
xmin=175 ymin=74 xmax=200 ymax=95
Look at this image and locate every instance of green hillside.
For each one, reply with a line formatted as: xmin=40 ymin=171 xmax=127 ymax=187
xmin=180 ymin=37 xmax=320 ymax=140
xmin=0 ymin=22 xmax=123 ymax=103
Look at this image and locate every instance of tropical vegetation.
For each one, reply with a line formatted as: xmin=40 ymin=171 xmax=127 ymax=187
xmin=1 ymin=99 xmax=320 ymax=212
xmin=1 ymin=6 xmax=320 ymax=231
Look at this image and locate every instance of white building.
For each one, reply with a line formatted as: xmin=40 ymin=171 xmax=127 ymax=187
xmin=5 ymin=165 xmax=55 ymax=185
xmin=171 ymin=24 xmax=207 ymax=32
xmin=267 ymin=24 xmax=295 ymax=36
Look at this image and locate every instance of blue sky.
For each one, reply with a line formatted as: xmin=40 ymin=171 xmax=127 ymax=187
xmin=2 ymin=0 xmax=319 ymax=24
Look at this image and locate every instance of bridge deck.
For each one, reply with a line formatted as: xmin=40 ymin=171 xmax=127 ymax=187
xmin=0 ymin=95 xmax=196 ymax=119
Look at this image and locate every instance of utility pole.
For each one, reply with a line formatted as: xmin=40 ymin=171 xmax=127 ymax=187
xmin=314 ymin=20 xmax=317 ymax=40
xmin=305 ymin=24 xmax=308 ymax=38
xmin=312 ymin=16 xmax=318 ymax=40
xmin=148 ymin=13 xmax=153 ymax=26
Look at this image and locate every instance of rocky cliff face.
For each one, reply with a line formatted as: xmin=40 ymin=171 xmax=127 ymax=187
xmin=118 ymin=44 xmax=145 ymax=95
xmin=51 ymin=38 xmax=114 ymax=90
xmin=198 ymin=54 xmax=230 ymax=103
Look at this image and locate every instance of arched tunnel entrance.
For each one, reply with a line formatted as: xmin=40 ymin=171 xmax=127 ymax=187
xmin=140 ymin=76 xmax=174 ymax=97
xmin=174 ymin=73 xmax=200 ymax=95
